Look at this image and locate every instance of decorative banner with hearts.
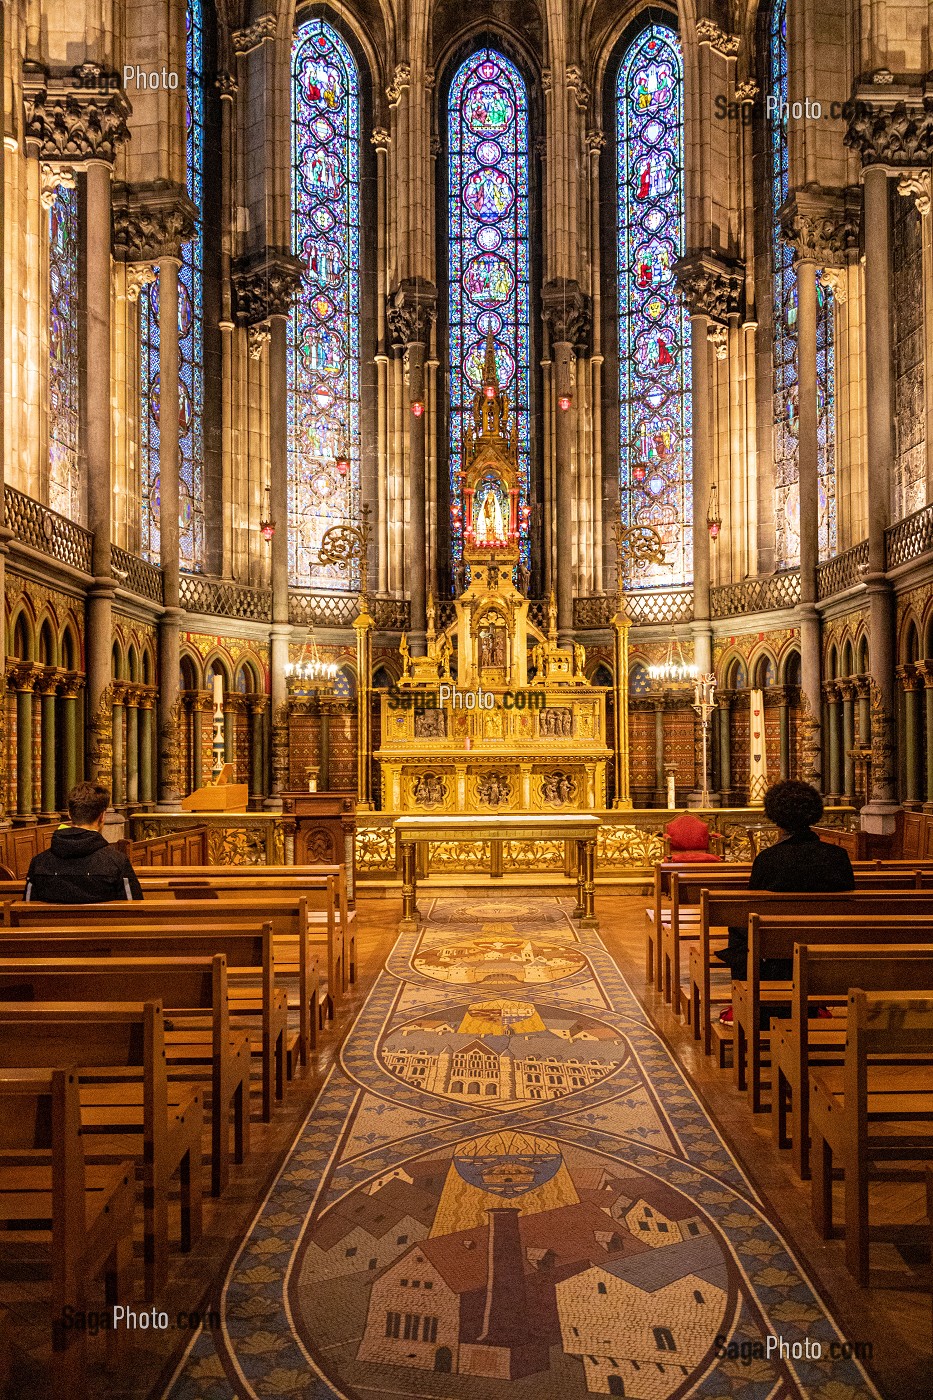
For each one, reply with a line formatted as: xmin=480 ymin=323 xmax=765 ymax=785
xmin=749 ymin=688 xmax=767 ymax=806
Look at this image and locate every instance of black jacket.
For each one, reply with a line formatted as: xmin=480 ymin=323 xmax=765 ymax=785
xmin=24 ymin=827 xmax=144 ymax=904
xmin=748 ymin=829 xmax=856 ymax=893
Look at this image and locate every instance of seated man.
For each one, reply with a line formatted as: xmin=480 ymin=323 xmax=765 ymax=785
xmin=717 ymin=779 xmax=854 ymax=1020
xmin=24 ymin=782 xmax=143 ymax=903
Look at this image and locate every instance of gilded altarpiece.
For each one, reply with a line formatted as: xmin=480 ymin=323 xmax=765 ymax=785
xmin=375 ymin=343 xmax=611 ymax=821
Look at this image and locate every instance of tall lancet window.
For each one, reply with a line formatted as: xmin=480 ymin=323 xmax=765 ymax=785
xmin=617 ymin=24 xmax=691 ymax=588
xmin=140 ymin=0 xmax=206 ymax=568
xmin=768 ymin=0 xmax=835 ymax=565
xmin=289 ymin=20 xmax=361 ymax=589
xmin=448 ymin=49 xmax=530 ymax=568
xmin=48 ymin=184 xmax=81 ymax=519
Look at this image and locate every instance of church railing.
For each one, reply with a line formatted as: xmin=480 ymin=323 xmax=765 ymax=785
xmin=4 ymin=485 xmax=93 ymax=574
xmin=710 ymin=569 xmax=800 ymax=618
xmin=180 ymin=573 xmax=272 ymax=621
xmin=111 ymin=546 xmax=164 ymax=605
xmin=573 ymin=590 xmax=694 ymax=628
xmin=289 ymin=591 xmax=411 ymax=630
xmin=816 ymin=540 xmax=869 ymax=599
xmin=885 ymin=503 xmax=933 ymax=570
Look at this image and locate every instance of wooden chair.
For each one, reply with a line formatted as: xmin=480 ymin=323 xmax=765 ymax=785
xmin=0 ymin=1067 xmax=135 ymax=1396
xmin=809 ymin=991 xmax=933 ymax=1285
xmin=0 ymin=956 xmax=248 ymax=1198
xmin=0 ymin=1002 xmax=203 ymax=1301
xmin=771 ymin=942 xmax=933 ymax=1178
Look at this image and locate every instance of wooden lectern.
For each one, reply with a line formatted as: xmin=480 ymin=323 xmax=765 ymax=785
xmin=181 ymin=762 xmax=250 ymax=812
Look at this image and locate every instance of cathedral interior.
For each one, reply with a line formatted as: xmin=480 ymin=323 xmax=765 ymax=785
xmin=1 ymin=0 xmax=932 ymax=1397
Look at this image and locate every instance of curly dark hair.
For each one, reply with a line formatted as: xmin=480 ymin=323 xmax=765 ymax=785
xmin=763 ymin=779 xmax=824 ymax=834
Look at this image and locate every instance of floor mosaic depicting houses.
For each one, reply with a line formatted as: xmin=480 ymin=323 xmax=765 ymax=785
xmin=167 ymin=897 xmax=881 ymax=1400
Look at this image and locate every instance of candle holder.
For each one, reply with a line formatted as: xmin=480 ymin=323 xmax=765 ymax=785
xmin=692 ymin=673 xmax=718 ymax=808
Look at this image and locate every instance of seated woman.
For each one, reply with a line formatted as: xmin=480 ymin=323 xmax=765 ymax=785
xmin=717 ymin=779 xmax=854 ymax=1021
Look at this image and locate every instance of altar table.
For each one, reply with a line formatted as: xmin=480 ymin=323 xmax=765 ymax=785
xmin=393 ymin=813 xmax=601 ymax=930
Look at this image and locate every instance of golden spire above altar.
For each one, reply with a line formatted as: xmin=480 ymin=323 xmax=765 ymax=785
xmin=465 ymin=330 xmax=519 ymax=464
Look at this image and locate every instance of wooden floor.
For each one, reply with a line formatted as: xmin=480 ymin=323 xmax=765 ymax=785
xmin=32 ymin=891 xmax=929 ymax=1400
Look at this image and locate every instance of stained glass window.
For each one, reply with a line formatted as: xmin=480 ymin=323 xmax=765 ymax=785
xmin=140 ymin=0 xmax=205 ymax=568
xmin=48 ymin=184 xmax=80 ymax=519
xmin=768 ymin=0 xmax=836 ymax=565
xmin=448 ymin=49 xmax=530 ymax=568
xmin=617 ymin=24 xmax=691 ymax=588
xmin=289 ymin=20 xmax=360 ymax=589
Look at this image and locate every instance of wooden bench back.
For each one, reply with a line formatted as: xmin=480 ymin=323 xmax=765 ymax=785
xmin=0 ymin=955 xmax=227 ymax=1022
xmin=794 ymin=944 xmax=933 ymax=1002
xmin=849 ymin=990 xmax=933 ymax=1053
xmin=4 ymin=896 xmax=308 ymax=938
xmin=672 ymin=869 xmax=921 ymax=910
xmin=748 ymin=911 xmax=933 ymax=965
xmin=0 ymin=925 xmax=271 ymax=973
xmin=0 ymin=1000 xmax=163 ymax=1073
xmin=704 ymin=890 xmax=933 ymax=932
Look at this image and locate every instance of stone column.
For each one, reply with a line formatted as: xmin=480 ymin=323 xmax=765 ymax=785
xmin=126 ymin=694 xmax=139 ymax=804
xmin=190 ymin=696 xmax=206 ymax=792
xmin=13 ymin=669 xmax=36 ymax=820
xmin=922 ymin=664 xmax=933 ymax=811
xmin=249 ymin=697 xmax=267 ymax=803
xmin=224 ymin=699 xmax=236 ymax=768
xmin=653 ymin=697 xmax=666 ymax=806
xmin=796 ymin=255 xmax=823 ymax=779
xmin=61 ymin=680 xmax=81 ymax=802
xmin=111 ymin=684 xmax=125 ymax=807
xmin=674 ymin=255 xmax=742 ymax=676
xmin=900 ymin=665 xmax=924 ymax=808
xmin=38 ymin=674 xmax=58 ymax=817
xmin=841 ymin=680 xmax=856 ymax=804
xmin=541 ymin=280 xmax=589 ymax=646
xmin=387 ymin=280 xmax=436 ymax=654
xmin=825 ymin=683 xmax=843 ymax=801
xmin=232 ymin=251 xmax=304 ymax=809
xmin=139 ymin=699 xmax=155 ymax=805
xmin=157 ymin=255 xmax=182 ymax=809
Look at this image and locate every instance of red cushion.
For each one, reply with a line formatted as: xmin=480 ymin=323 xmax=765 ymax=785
xmin=666 ymin=813 xmax=711 ymax=851
xmin=669 ymin=850 xmax=722 ymax=863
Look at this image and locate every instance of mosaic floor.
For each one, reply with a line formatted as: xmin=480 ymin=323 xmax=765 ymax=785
xmin=166 ymin=897 xmax=880 ymax=1400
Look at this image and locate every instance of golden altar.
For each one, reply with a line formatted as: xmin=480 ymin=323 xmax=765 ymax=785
xmin=375 ymin=336 xmax=611 ymax=816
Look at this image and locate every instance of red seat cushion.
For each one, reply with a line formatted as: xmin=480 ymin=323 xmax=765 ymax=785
xmin=669 ymin=850 xmax=722 ymax=863
xmin=666 ymin=813 xmax=711 ymax=852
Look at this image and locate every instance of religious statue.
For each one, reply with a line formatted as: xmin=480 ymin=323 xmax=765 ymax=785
xmin=574 ymin=643 xmax=586 ymax=680
xmin=542 ymin=770 xmax=575 ymax=805
xmin=399 ymin=632 xmax=411 ymax=679
xmin=414 ymin=708 xmax=447 ymax=739
xmin=413 ymin=772 xmax=446 ymax=807
xmin=436 ymin=633 xmax=452 ymax=678
xmin=475 ymin=485 xmax=506 ymax=545
xmin=478 ymin=624 xmax=506 ymax=669
xmin=531 ymin=642 xmax=544 ymax=677
xmin=477 ymin=771 xmax=510 ymax=806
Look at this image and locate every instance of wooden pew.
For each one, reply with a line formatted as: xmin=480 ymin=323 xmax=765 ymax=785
xmin=0 ymin=1067 xmax=135 ymax=1395
xmin=0 ymin=1002 xmax=203 ymax=1301
xmin=138 ymin=863 xmax=356 ymax=983
xmin=771 ymin=941 xmax=933 ymax=1177
xmin=0 ymin=922 xmax=288 ymax=1124
xmin=0 ymin=956 xmax=248 ymax=1198
xmin=810 ymin=990 xmax=933 ymax=1285
xmin=661 ymin=866 xmax=922 ymax=1014
xmin=4 ymin=902 xmax=304 ymax=1081
xmin=735 ymin=911 xmax=933 ymax=1110
xmin=690 ymin=890 xmax=933 ymax=1058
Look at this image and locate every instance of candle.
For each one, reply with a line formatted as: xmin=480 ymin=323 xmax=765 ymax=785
xmin=666 ymin=773 xmax=676 ymax=810
xmin=213 ymin=672 xmax=224 ymax=709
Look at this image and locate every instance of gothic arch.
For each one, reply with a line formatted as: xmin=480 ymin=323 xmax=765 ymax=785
xmin=780 ymin=646 xmax=801 ymax=686
xmin=8 ymin=604 xmax=36 ymax=661
xmin=180 ymin=651 xmax=202 ymax=690
xmin=37 ymin=614 xmax=59 ymax=667
xmin=60 ymin=618 xmax=82 ymax=672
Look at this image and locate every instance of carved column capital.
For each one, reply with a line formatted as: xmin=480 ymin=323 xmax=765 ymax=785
xmin=708 ymin=325 xmax=729 ymax=359
xmin=371 ymin=126 xmax=391 ymax=151
xmin=23 ymin=63 xmax=130 ymax=163
xmin=673 ymin=252 xmax=744 ymax=322
xmin=586 ymin=128 xmax=606 ymax=154
xmin=387 ymin=64 xmax=411 ymax=106
xmin=896 ymin=169 xmax=932 ymax=215
xmin=541 ymin=278 xmax=591 ymax=352
xmin=779 ymin=187 xmax=860 ymax=267
xmin=695 ymin=20 xmax=740 ymax=59
xmin=112 ymin=181 xmax=198 ymax=262
xmin=247 ymin=322 xmax=271 ymax=359
xmin=125 ymin=262 xmax=158 ymax=302
xmin=387 ymin=278 xmax=437 ymax=348
xmin=232 ymin=14 xmax=277 ymax=56
xmin=232 ymin=249 xmax=305 ymax=323
xmin=845 ymin=91 xmax=933 ymax=167
xmin=40 ymin=162 xmax=76 ymax=208
xmin=566 ymin=65 xmax=589 ymax=110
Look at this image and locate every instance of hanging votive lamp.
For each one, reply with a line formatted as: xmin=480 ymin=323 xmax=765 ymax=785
xmin=707 ymin=484 xmax=722 ymax=540
xmin=632 ymin=461 xmax=648 ymax=484
xmin=259 ymin=485 xmax=275 ymax=542
xmin=334 ymin=442 xmax=350 ymax=475
xmin=557 ymin=393 xmax=572 ymax=412
xmin=484 ymin=384 xmax=496 ymax=400
xmin=411 ymin=399 xmax=425 ymax=417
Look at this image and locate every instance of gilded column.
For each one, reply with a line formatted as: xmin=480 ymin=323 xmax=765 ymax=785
xmin=126 ymin=692 xmax=139 ymax=804
xmin=232 ymin=251 xmax=304 ymax=808
xmin=899 ymin=665 xmax=924 ymax=808
xmin=824 ymin=682 xmax=843 ymax=801
xmin=61 ymin=679 xmax=81 ymax=801
xmin=139 ymin=698 xmax=155 ymax=805
xmin=190 ymin=695 xmax=207 ymax=792
xmin=541 ymin=280 xmax=590 ymax=646
xmin=921 ymin=663 xmax=933 ymax=811
xmin=718 ymin=692 xmax=732 ymax=800
xmin=38 ymin=673 xmax=58 ymax=817
xmin=13 ymin=667 xmax=36 ymax=820
xmin=776 ymin=687 xmax=790 ymax=782
xmin=248 ymin=697 xmax=267 ymax=803
xmin=387 ymin=280 xmax=436 ymax=654
xmin=841 ymin=679 xmax=856 ymax=804
xmin=111 ymin=683 xmax=125 ymax=807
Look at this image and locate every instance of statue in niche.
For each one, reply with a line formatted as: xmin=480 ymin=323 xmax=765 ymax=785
xmin=574 ymin=643 xmax=586 ymax=679
xmin=530 ymin=642 xmax=544 ymax=677
xmin=413 ymin=772 xmax=447 ymax=807
xmin=541 ymin=707 xmax=572 ymax=738
xmin=478 ymin=623 xmax=506 ymax=670
xmin=399 ymin=632 xmax=411 ymax=679
xmin=474 ymin=480 xmax=508 ymax=545
xmin=436 ymin=633 xmax=452 ymax=678
xmin=477 ymin=771 xmax=510 ymax=806
xmin=415 ymin=708 xmax=447 ymax=739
